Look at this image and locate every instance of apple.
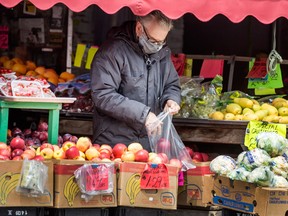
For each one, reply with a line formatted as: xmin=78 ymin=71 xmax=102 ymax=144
xmin=38 ymin=131 xmax=48 ymax=142
xmin=10 ymin=137 xmax=25 ymax=150
xmin=151 ymin=156 xmax=164 ymax=164
xmin=127 ymin=142 xmax=143 ymax=154
xmin=62 ymin=141 xmax=76 ymax=152
xmin=113 ymin=158 xmax=122 ymax=163
xmin=99 ymin=151 xmax=111 ymax=160
xmin=38 ymin=121 xmax=48 ymax=131
xmin=40 ymin=148 xmax=54 ymax=159
xmin=76 ymin=137 xmax=92 ymax=153
xmin=52 ymin=145 xmax=60 ymax=151
xmin=201 ymin=153 xmax=209 ymax=162
xmin=0 ymin=155 xmax=10 ymax=160
xmin=36 ymin=147 xmax=41 ymax=155
xmin=92 ymin=144 xmax=101 ymax=151
xmin=21 ymin=150 xmax=36 ymax=160
xmin=33 ymin=155 xmax=45 ymax=161
xmin=79 ymin=151 xmax=86 ymax=159
xmin=11 ymin=148 xmax=24 ymax=158
xmin=40 ymin=143 xmax=54 ymax=151
xmin=65 ymin=146 xmax=80 ymax=159
xmin=75 ymin=156 xmax=86 ymax=161
xmin=53 ymin=149 xmax=66 ymax=160
xmin=121 ymin=150 xmax=135 ymax=162
xmin=91 ymin=157 xmax=102 ymax=162
xmin=157 ymin=153 xmax=169 ymax=164
xmin=0 ymin=148 xmax=11 ymax=158
xmin=156 ymin=138 xmax=170 ymax=153
xmin=169 ymin=158 xmax=182 ymax=170
xmin=193 ymin=152 xmax=203 ymax=162
xmin=23 ymin=128 xmax=32 ymax=137
xmin=148 ymin=152 xmax=158 ymax=162
xmin=12 ymin=155 xmax=22 ymax=160
xmin=62 ymin=133 xmax=72 ymax=142
xmin=112 ymin=143 xmax=127 ymax=158
xmin=135 ymin=149 xmax=149 ymax=162
xmin=69 ymin=136 xmax=79 ymax=143
xmin=85 ymin=147 xmax=100 ymax=161
xmin=0 ymin=142 xmax=7 ymax=149
xmin=101 ymin=158 xmax=111 ymax=162
xmin=100 ymin=144 xmax=113 ymax=154
xmin=185 ymin=146 xmax=194 ymax=158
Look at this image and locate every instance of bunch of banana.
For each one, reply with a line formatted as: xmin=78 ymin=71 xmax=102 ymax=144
xmin=125 ymin=173 xmax=141 ymax=205
xmin=0 ymin=172 xmax=21 ymax=205
xmin=63 ymin=175 xmax=80 ymax=206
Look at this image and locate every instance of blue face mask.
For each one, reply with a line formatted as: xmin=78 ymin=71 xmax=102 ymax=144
xmin=139 ymin=34 xmax=164 ymax=54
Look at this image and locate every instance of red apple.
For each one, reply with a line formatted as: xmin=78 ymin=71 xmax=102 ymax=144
xmin=65 ymin=146 xmax=80 ymax=159
xmin=100 ymin=144 xmax=113 ymax=154
xmin=11 ymin=148 xmax=24 ymax=158
xmin=40 ymin=143 xmax=54 ymax=151
xmin=40 ymin=148 xmax=54 ymax=159
xmin=127 ymin=142 xmax=143 ymax=154
xmin=62 ymin=141 xmax=76 ymax=152
xmin=92 ymin=144 xmax=101 ymax=150
xmin=185 ymin=146 xmax=194 ymax=158
xmin=33 ymin=155 xmax=45 ymax=161
xmin=85 ymin=147 xmax=100 ymax=161
xmin=10 ymin=137 xmax=25 ymax=150
xmin=99 ymin=151 xmax=111 ymax=159
xmin=157 ymin=153 xmax=169 ymax=164
xmin=38 ymin=131 xmax=48 ymax=142
xmin=21 ymin=149 xmax=36 ymax=160
xmin=135 ymin=149 xmax=149 ymax=162
xmin=69 ymin=136 xmax=79 ymax=143
xmin=76 ymin=137 xmax=92 ymax=153
xmin=0 ymin=142 xmax=7 ymax=149
xmin=112 ymin=143 xmax=127 ymax=158
xmin=12 ymin=155 xmax=22 ymax=160
xmin=156 ymin=138 xmax=170 ymax=153
xmin=169 ymin=158 xmax=182 ymax=170
xmin=0 ymin=155 xmax=10 ymax=160
xmin=52 ymin=145 xmax=60 ymax=151
xmin=121 ymin=150 xmax=135 ymax=162
xmin=201 ymin=153 xmax=209 ymax=162
xmin=101 ymin=158 xmax=111 ymax=162
xmin=53 ymin=149 xmax=66 ymax=160
xmin=193 ymin=152 xmax=203 ymax=162
xmin=0 ymin=148 xmax=11 ymax=158
xmin=62 ymin=133 xmax=72 ymax=142
xmin=38 ymin=121 xmax=48 ymax=131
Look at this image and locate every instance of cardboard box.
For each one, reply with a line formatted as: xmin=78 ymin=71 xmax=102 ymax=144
xmin=178 ymin=162 xmax=214 ymax=207
xmin=53 ymin=160 xmax=117 ymax=208
xmin=212 ymin=175 xmax=288 ymax=216
xmin=117 ymin=162 xmax=179 ymax=210
xmin=44 ymin=207 xmax=109 ymax=216
xmin=0 ymin=160 xmax=53 ymax=207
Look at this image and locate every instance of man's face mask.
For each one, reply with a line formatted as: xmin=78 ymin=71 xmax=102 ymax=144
xmin=139 ymin=24 xmax=166 ymax=54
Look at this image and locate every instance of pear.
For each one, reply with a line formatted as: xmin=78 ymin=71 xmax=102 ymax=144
xmin=226 ymin=103 xmax=242 ymax=115
xmin=262 ymin=115 xmax=278 ymax=123
xmin=279 ymin=116 xmax=288 ymax=124
xmin=242 ymin=108 xmax=254 ymax=115
xmin=224 ymin=113 xmax=235 ymax=121
xmin=233 ymin=97 xmax=254 ymax=109
xmin=252 ymin=99 xmax=260 ymax=106
xmin=261 ymin=103 xmax=278 ymax=116
xmin=272 ymin=98 xmax=287 ymax=107
xmin=278 ymin=107 xmax=288 ymax=116
xmin=273 ymin=101 xmax=288 ymax=109
xmin=252 ymin=104 xmax=261 ymax=112
xmin=242 ymin=113 xmax=259 ymax=121
xmin=254 ymin=110 xmax=269 ymax=120
xmin=210 ymin=111 xmax=224 ymax=120
xmin=234 ymin=114 xmax=244 ymax=121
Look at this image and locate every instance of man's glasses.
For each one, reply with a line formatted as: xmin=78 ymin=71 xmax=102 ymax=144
xmin=142 ymin=24 xmax=166 ymax=46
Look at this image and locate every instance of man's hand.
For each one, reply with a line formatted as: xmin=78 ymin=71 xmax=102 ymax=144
xmin=164 ymin=100 xmax=180 ymax=115
xmin=145 ymin=112 xmax=162 ymax=136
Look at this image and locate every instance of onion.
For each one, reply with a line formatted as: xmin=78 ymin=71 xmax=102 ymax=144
xmin=38 ymin=121 xmax=48 ymax=132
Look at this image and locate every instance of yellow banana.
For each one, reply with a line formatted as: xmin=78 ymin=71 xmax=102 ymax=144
xmin=125 ymin=173 xmax=141 ymax=204
xmin=64 ymin=175 xmax=80 ymax=206
xmin=0 ymin=172 xmax=20 ymax=205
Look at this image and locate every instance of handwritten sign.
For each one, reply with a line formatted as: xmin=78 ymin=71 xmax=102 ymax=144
xmin=246 ymin=58 xmax=267 ymax=78
xmin=244 ymin=120 xmax=286 ymax=150
xmin=85 ymin=164 xmax=109 ymax=191
xmin=0 ymin=26 xmax=8 ymax=49
xmin=140 ymin=163 xmax=169 ymax=189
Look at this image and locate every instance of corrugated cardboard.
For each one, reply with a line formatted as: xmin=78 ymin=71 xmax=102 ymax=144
xmin=177 ymin=162 xmax=214 ymax=207
xmin=53 ymin=160 xmax=117 ymax=208
xmin=212 ymin=175 xmax=288 ymax=216
xmin=0 ymin=160 xmax=53 ymax=207
xmin=117 ymin=162 xmax=179 ymax=210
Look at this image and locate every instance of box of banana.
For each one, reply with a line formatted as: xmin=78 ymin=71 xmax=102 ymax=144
xmin=0 ymin=160 xmax=53 ymax=207
xmin=117 ymin=162 xmax=179 ymax=210
xmin=53 ymin=160 xmax=117 ymax=208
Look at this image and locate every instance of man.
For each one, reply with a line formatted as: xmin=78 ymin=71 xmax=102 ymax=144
xmin=90 ymin=10 xmax=181 ymax=151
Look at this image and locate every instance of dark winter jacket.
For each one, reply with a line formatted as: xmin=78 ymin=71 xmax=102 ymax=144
xmin=90 ymin=21 xmax=181 ymax=151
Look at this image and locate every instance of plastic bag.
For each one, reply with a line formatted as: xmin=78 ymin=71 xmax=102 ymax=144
xmin=16 ymin=159 xmax=48 ymax=197
xmin=74 ymin=163 xmax=114 ymax=202
xmin=148 ymin=111 xmax=195 ymax=171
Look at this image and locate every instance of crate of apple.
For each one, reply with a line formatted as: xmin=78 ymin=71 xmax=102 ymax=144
xmin=185 ymin=145 xmax=210 ymax=162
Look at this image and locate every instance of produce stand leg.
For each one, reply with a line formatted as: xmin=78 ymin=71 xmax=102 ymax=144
xmin=48 ymin=109 xmax=60 ymax=145
xmin=0 ymin=106 xmax=9 ymax=143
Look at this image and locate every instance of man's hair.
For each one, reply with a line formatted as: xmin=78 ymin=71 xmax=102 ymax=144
xmin=137 ymin=10 xmax=173 ymax=30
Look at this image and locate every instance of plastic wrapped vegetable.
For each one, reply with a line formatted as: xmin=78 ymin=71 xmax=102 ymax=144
xmin=247 ymin=166 xmax=274 ymax=187
xmin=270 ymin=175 xmax=288 ymax=188
xmin=237 ymin=148 xmax=271 ymax=171
xmin=210 ymin=155 xmax=236 ymax=176
xmin=227 ymin=166 xmax=250 ymax=181
xmin=269 ymin=156 xmax=288 ymax=179
xmin=280 ymin=147 xmax=288 ymax=162
xmin=256 ymin=132 xmax=288 ymax=157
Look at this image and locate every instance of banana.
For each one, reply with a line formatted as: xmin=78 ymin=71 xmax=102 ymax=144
xmin=64 ymin=175 xmax=80 ymax=206
xmin=0 ymin=172 xmax=20 ymax=205
xmin=125 ymin=173 xmax=141 ymax=204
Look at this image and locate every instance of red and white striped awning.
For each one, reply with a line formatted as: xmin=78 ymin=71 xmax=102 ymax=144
xmin=1 ymin=0 xmax=288 ymax=24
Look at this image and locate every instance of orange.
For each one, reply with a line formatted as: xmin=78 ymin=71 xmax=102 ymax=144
xmin=3 ymin=60 xmax=15 ymax=70
xmin=12 ymin=63 xmax=27 ymax=75
xmin=26 ymin=70 xmax=38 ymax=77
xmin=58 ymin=78 xmax=66 ymax=83
xmin=11 ymin=57 xmax=24 ymax=65
xmin=60 ymin=71 xmax=75 ymax=81
xmin=0 ymin=56 xmax=9 ymax=64
xmin=35 ymin=66 xmax=46 ymax=75
xmin=47 ymin=76 xmax=59 ymax=86
xmin=43 ymin=68 xmax=58 ymax=79
xmin=26 ymin=60 xmax=37 ymax=71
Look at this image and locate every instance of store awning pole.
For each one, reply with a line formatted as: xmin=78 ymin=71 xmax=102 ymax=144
xmin=66 ymin=9 xmax=73 ymax=72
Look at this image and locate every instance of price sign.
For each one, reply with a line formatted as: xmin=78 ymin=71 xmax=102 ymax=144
xmin=246 ymin=58 xmax=267 ymax=78
xmin=85 ymin=164 xmax=109 ymax=192
xmin=0 ymin=26 xmax=8 ymax=49
xmin=140 ymin=163 xmax=169 ymax=189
